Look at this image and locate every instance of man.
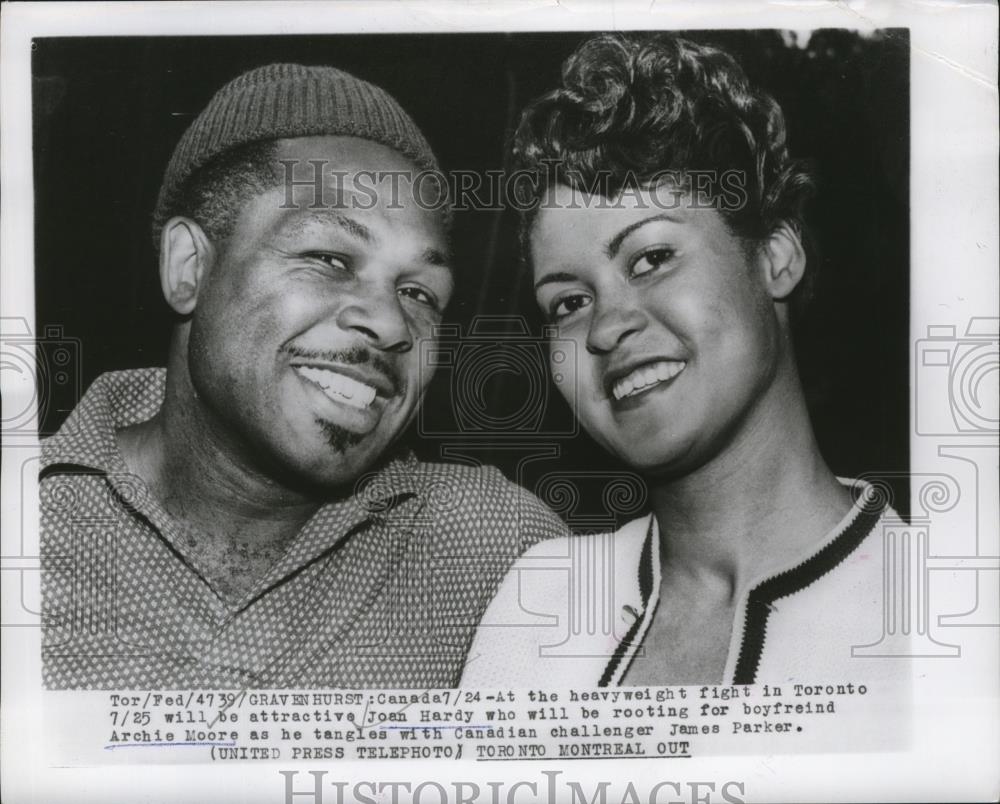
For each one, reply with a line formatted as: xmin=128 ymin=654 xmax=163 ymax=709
xmin=40 ymin=63 xmax=567 ymax=689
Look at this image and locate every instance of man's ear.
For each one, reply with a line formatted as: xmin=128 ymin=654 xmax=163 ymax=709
xmin=159 ymin=217 xmax=215 ymax=315
xmin=758 ymin=222 xmax=806 ymax=301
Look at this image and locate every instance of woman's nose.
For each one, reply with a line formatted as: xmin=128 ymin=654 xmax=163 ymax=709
xmin=585 ymin=295 xmax=646 ymax=355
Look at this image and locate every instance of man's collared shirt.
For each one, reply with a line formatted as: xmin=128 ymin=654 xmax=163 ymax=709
xmin=41 ymin=368 xmax=567 ymax=689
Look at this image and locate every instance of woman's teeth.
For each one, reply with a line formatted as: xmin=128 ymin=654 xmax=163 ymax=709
xmin=612 ymin=360 xmax=686 ymax=401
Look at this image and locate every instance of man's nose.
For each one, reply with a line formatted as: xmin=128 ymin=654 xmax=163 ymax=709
xmin=585 ymin=294 xmax=646 ymax=355
xmin=336 ymin=286 xmax=413 ymax=353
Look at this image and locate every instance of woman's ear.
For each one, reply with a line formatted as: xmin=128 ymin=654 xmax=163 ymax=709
xmin=158 ymin=217 xmax=215 ymax=315
xmin=759 ymin=222 xmax=807 ymax=301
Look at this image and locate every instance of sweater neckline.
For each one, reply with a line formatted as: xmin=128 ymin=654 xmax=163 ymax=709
xmin=602 ymin=479 xmax=888 ymax=686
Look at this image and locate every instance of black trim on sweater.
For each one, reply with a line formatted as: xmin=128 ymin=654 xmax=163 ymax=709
xmin=731 ymin=500 xmax=886 ymax=684
xmin=599 ymin=518 xmax=655 ymax=687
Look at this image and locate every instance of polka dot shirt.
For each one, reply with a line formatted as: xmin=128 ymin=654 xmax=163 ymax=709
xmin=40 ymin=369 xmax=568 ymax=689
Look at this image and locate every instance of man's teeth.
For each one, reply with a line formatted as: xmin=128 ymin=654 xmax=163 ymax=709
xmin=612 ymin=360 xmax=686 ymax=401
xmin=295 ymin=366 xmax=377 ymax=409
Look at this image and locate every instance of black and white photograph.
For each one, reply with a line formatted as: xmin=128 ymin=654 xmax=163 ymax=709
xmin=1 ymin=2 xmax=997 ymax=803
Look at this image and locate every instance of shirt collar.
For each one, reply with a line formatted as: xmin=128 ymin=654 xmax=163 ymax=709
xmin=41 ymin=368 xmax=427 ymax=606
xmin=42 ymin=367 xmax=422 ymax=497
xmin=41 ymin=368 xmax=166 ymax=473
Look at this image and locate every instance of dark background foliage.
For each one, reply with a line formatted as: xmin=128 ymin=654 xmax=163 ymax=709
xmin=32 ymin=30 xmax=910 ymax=523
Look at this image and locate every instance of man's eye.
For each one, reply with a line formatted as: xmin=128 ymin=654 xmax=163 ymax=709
xmin=399 ymin=286 xmax=440 ymax=311
xmin=549 ymin=293 xmax=593 ymax=321
xmin=304 ymin=252 xmax=350 ymax=272
xmin=630 ymin=247 xmax=675 ymax=278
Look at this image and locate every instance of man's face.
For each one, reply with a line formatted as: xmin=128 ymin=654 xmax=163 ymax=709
xmin=531 ymin=183 xmax=782 ymax=477
xmin=185 ymin=136 xmax=452 ymax=488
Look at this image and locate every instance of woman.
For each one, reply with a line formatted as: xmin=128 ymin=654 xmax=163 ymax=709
xmin=462 ymin=33 xmax=903 ymax=686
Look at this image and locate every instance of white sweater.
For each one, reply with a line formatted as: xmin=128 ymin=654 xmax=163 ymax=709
xmin=461 ymin=479 xmax=911 ymax=687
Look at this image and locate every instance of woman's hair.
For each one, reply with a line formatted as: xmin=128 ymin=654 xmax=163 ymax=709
xmin=513 ymin=33 xmax=818 ymax=311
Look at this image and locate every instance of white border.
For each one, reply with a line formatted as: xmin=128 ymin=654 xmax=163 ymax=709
xmin=3 ymin=2 xmax=998 ymax=802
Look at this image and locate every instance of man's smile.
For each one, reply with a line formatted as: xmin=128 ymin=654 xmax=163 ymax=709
xmin=286 ymin=349 xmax=404 ymax=436
xmin=293 ymin=365 xmax=378 ymax=410
xmin=292 ymin=366 xmax=386 ymax=435
xmin=284 ymin=344 xmax=402 ymax=422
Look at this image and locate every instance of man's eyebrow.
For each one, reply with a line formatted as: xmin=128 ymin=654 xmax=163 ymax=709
xmin=604 ymin=212 xmax=682 ymax=260
xmin=533 ymin=271 xmax=579 ymax=291
xmin=284 ymin=209 xmax=374 ymax=243
xmin=284 ymin=209 xmax=452 ymax=272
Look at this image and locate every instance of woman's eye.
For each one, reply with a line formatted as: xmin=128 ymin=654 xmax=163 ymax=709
xmin=630 ymin=247 xmax=675 ymax=278
xmin=549 ymin=293 xmax=593 ymax=321
xmin=399 ymin=286 xmax=440 ymax=311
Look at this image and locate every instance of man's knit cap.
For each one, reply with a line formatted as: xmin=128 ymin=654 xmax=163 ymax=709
xmin=152 ymin=63 xmax=442 ymax=244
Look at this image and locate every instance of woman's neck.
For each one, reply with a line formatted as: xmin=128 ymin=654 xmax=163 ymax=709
xmin=649 ymin=373 xmax=853 ymax=603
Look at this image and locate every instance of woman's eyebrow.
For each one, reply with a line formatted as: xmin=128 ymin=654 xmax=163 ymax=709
xmin=533 ymin=271 xmax=579 ymax=291
xmin=421 ymin=247 xmax=452 ymax=270
xmin=604 ymin=212 xmax=682 ymax=259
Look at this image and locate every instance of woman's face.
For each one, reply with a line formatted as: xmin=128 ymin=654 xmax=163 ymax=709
xmin=531 ymin=182 xmax=784 ymax=476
